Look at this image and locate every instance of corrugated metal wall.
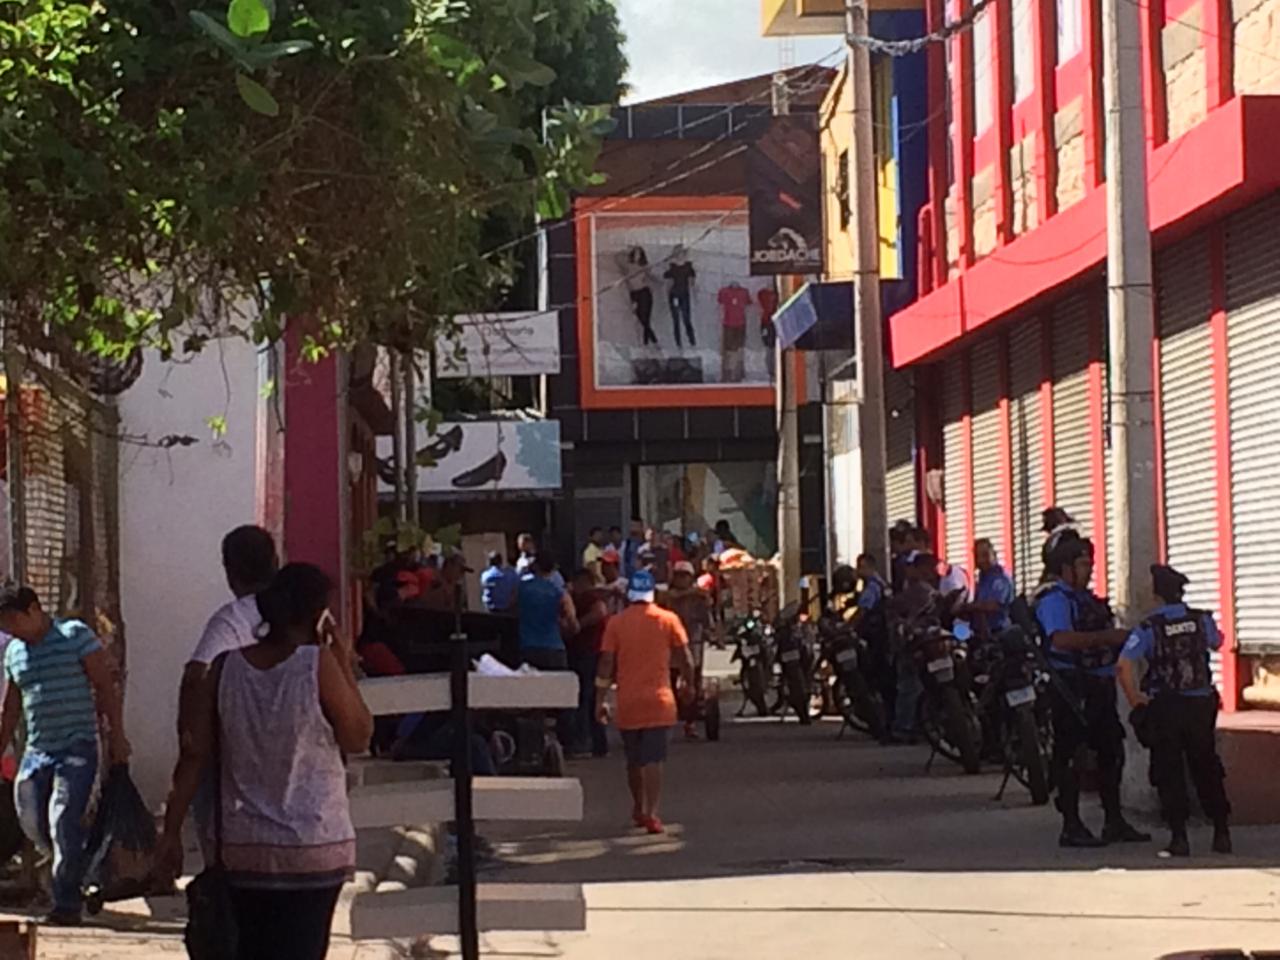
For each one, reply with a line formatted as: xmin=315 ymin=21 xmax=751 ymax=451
xmin=1051 ymin=296 xmax=1095 ymax=544
xmin=942 ymin=355 xmax=969 ymax=567
xmin=969 ymin=337 xmax=1003 ymax=564
xmin=1008 ymin=319 xmax=1045 ymax=594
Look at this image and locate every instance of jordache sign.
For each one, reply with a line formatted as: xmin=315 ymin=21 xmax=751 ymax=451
xmin=747 ymin=117 xmax=824 ymax=277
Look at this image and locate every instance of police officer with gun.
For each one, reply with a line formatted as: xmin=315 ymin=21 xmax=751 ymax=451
xmin=1117 ymin=564 xmax=1232 ymax=858
xmin=1036 ymin=537 xmax=1150 ymax=848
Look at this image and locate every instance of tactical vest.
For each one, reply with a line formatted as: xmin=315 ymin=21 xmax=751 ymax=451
xmin=856 ymin=576 xmax=890 ymax=647
xmin=1147 ymin=609 xmax=1212 ymax=693
xmin=1073 ymin=590 xmax=1119 ymax=672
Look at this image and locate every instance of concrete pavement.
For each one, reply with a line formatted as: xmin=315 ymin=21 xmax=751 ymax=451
xmin=20 ymin=682 xmax=1280 ymax=958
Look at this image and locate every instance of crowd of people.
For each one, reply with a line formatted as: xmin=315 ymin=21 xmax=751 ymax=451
xmin=838 ymin=506 xmax=1232 ymax=858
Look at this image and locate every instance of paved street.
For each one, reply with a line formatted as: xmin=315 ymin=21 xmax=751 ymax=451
xmin=18 ymin=680 xmax=1280 ymax=959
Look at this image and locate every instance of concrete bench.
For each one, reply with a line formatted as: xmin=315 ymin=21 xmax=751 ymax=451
xmin=350 ymin=883 xmax=586 ymax=940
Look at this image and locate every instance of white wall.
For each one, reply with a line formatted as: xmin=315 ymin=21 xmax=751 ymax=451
xmin=118 ymin=338 xmax=266 ymax=806
xmin=829 ymin=387 xmax=864 ymax=568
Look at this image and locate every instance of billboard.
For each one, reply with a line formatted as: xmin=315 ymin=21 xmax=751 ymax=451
xmin=436 ymin=311 xmax=561 ymax=379
xmin=585 ymin=205 xmax=777 ymax=391
xmin=379 ymin=419 xmax=562 ymax=495
xmin=747 ymin=117 xmax=824 ymax=276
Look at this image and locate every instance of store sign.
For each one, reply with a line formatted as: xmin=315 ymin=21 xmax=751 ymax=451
xmin=436 ymin=312 xmax=561 ymax=379
xmin=747 ymin=117 xmax=824 ymax=276
xmin=411 ymin=419 xmax=562 ymax=494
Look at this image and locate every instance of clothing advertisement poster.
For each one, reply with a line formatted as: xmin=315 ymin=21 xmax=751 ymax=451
xmin=747 ymin=117 xmax=823 ymax=276
xmin=588 ymin=209 xmax=774 ymax=388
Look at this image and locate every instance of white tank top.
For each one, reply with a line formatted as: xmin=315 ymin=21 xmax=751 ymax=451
xmin=216 ymin=645 xmax=355 ymax=888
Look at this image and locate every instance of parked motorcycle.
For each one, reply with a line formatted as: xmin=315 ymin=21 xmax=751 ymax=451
xmin=772 ymin=602 xmax=814 ymax=724
xmin=905 ymin=591 xmax=982 ymax=774
xmin=969 ymin=625 xmax=1052 ymax=805
xmin=731 ymin=611 xmax=773 ymax=717
xmin=818 ymin=613 xmax=889 ymax=740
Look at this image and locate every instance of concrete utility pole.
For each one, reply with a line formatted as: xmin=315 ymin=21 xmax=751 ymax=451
xmin=1102 ymin=0 xmax=1158 ymax=622
xmin=773 ymin=72 xmax=803 ymax=606
xmin=845 ymin=0 xmax=889 ymax=567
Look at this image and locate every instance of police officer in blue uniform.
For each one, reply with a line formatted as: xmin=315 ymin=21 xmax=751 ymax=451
xmin=1117 ymin=564 xmax=1232 ymax=857
xmin=1036 ymin=537 xmax=1150 ymax=847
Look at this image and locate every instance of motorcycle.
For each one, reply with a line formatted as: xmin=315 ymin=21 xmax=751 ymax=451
xmin=969 ymin=625 xmax=1053 ymax=805
xmin=818 ymin=612 xmax=889 ymax=740
xmin=772 ymin=602 xmax=814 ymax=724
xmin=906 ymin=591 xmax=983 ymax=774
xmin=731 ymin=611 xmax=773 ymax=717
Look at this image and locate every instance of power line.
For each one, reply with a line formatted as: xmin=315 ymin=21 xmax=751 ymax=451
xmin=850 ymin=0 xmax=999 ymax=56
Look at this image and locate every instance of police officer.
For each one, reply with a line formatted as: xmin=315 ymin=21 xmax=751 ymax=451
xmin=1036 ymin=537 xmax=1150 ymax=847
xmin=1117 ymin=565 xmax=1232 ymax=858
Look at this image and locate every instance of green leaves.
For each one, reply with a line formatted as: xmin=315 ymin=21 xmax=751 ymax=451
xmin=493 ymin=51 xmax=557 ymax=90
xmin=227 ymin=0 xmax=270 ymax=39
xmin=235 ymin=73 xmax=278 ymax=116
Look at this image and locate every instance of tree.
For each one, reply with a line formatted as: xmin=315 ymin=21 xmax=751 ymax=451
xmin=0 ymin=0 xmax=619 ymax=376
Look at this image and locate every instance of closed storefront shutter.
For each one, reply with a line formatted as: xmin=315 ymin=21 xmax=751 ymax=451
xmin=1157 ymin=234 xmax=1221 ymax=682
xmin=885 ymin=368 xmax=917 ymax=527
xmin=943 ymin=354 xmax=970 ymax=567
xmin=1052 ymin=295 xmax=1095 ymax=544
xmin=970 ymin=338 xmax=1003 ymax=561
xmin=1009 ymin=319 xmax=1045 ymax=594
xmin=1227 ymin=195 xmax=1280 ymax=654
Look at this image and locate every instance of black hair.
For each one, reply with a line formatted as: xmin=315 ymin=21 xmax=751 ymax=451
xmin=1048 ymin=536 xmax=1092 ymax=578
xmin=0 ymin=583 xmax=39 ymax=614
xmin=572 ymin=567 xmax=594 ymax=580
xmin=534 ymin=549 xmax=558 ymax=575
xmin=256 ymin=563 xmax=332 ymax=641
xmin=911 ymin=552 xmax=938 ymax=569
xmin=974 ymin=537 xmax=996 ymax=553
xmin=855 ymin=553 xmax=878 ymax=567
xmin=222 ymin=525 xmax=278 ymax=592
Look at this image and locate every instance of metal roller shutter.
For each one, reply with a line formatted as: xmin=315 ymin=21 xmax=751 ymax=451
xmin=1009 ymin=319 xmax=1045 ymax=594
xmin=1227 ymin=195 xmax=1280 ymax=654
xmin=1157 ymin=234 xmax=1222 ymax=684
xmin=970 ymin=338 xmax=1003 ymax=563
xmin=885 ymin=368 xmax=917 ymax=527
xmin=943 ymin=354 xmax=970 ymax=567
xmin=1052 ymin=296 xmax=1095 ymax=544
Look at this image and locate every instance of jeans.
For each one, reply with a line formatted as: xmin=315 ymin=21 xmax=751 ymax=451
xmin=669 ymin=290 xmax=695 ymax=347
xmin=569 ymin=649 xmax=609 ymax=756
xmin=15 ymin=740 xmax=99 ymax=914
xmin=893 ymin=654 xmax=923 ymax=737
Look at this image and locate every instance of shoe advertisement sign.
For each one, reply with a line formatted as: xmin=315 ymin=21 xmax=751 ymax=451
xmin=746 ymin=117 xmax=823 ymax=277
xmin=436 ymin=311 xmax=561 ymax=379
xmin=402 ymin=419 xmax=562 ymax=495
xmin=585 ymin=205 xmax=777 ymax=390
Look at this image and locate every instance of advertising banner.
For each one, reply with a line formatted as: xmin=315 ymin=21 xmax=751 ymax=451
xmin=588 ymin=207 xmax=777 ymax=389
xmin=379 ymin=419 xmax=562 ymax=495
xmin=436 ymin=311 xmax=561 ymax=379
xmin=747 ymin=117 xmax=824 ymax=276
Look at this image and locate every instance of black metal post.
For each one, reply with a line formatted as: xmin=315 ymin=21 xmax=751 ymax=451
xmin=450 ymin=590 xmax=479 ymax=960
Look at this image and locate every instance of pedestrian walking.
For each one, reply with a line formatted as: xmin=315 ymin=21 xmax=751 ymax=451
xmin=159 ymin=563 xmax=373 ymax=960
xmin=480 ymin=551 xmax=519 ymax=613
xmin=1118 ymin=565 xmax=1232 ymax=857
xmin=514 ymin=532 xmax=538 ymax=576
xmin=596 ymin=570 xmax=695 ymax=835
xmin=0 ymin=585 xmax=130 ymax=925
xmin=582 ymin=527 xmax=607 ymax=574
xmin=516 ymin=550 xmax=579 ymax=747
xmin=663 ymin=561 xmax=710 ymax=739
xmin=1035 ymin=537 xmax=1149 ymax=848
xmin=599 ymin=548 xmax=628 ymax=615
xmin=569 ymin=569 xmax=610 ymax=758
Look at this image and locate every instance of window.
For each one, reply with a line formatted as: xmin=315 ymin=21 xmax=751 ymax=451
xmin=1057 ymin=0 xmax=1082 ymax=63
xmin=1012 ymin=0 xmax=1035 ymax=102
xmin=973 ymin=10 xmax=993 ymax=135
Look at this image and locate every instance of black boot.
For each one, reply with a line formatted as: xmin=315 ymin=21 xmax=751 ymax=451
xmin=1212 ymin=820 xmax=1233 ymax=854
xmin=1060 ymin=820 xmax=1107 ymax=848
xmin=1163 ymin=825 xmax=1191 ymax=858
xmin=1103 ymin=818 xmax=1152 ymax=844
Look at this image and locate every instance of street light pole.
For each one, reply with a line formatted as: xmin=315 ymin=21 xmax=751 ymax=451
xmin=845 ymin=0 xmax=889 ymax=567
xmin=1102 ymin=0 xmax=1158 ymax=621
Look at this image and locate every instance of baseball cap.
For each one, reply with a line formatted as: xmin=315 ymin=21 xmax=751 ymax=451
xmin=673 ymin=561 xmax=696 ymax=576
xmin=627 ymin=569 xmax=657 ymax=603
xmin=600 ymin=546 xmax=621 ymax=564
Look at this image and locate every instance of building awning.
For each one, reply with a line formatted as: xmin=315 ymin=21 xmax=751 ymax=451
xmin=775 ymin=280 xmax=855 ymax=350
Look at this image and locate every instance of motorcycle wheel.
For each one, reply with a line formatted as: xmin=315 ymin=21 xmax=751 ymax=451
xmin=784 ymin=663 xmax=812 ymax=724
xmin=543 ymin=738 xmax=565 ymax=778
xmin=705 ymin=697 xmax=722 ymax=741
xmin=942 ymin=686 xmax=982 ymax=775
xmin=1014 ymin=705 xmax=1051 ymax=805
xmin=842 ymin=669 xmax=888 ymax=741
xmin=743 ymin=662 xmax=769 ymax=716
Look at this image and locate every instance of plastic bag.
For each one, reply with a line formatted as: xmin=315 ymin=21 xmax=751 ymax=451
xmin=83 ymin=764 xmax=159 ymax=912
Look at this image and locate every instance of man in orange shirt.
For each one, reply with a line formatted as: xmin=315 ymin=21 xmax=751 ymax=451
xmin=596 ymin=569 xmax=695 ymax=835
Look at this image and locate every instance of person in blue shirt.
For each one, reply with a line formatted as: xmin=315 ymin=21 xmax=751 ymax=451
xmin=1035 ymin=536 xmax=1149 ymax=849
xmin=968 ymin=538 xmax=1014 ymax=641
xmin=480 ymin=551 xmax=519 ymax=613
xmin=1118 ymin=564 xmax=1231 ymax=858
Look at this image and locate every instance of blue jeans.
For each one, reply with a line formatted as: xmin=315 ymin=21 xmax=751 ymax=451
xmin=16 ymin=740 xmax=99 ymax=914
xmin=569 ymin=649 xmax=608 ymax=757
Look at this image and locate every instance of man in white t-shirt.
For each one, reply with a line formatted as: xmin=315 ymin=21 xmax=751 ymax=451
xmin=178 ymin=525 xmax=278 ymax=851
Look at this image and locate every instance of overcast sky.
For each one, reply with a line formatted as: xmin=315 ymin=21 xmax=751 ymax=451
xmin=616 ymin=0 xmax=841 ymax=103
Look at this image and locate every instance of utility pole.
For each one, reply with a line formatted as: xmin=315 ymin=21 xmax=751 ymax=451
xmin=1102 ymin=0 xmax=1158 ymax=622
xmin=845 ymin=0 xmax=889 ymax=567
xmin=773 ymin=72 xmax=802 ymax=607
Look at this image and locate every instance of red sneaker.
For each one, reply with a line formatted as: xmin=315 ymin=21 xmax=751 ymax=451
xmin=643 ymin=816 xmax=665 ymax=835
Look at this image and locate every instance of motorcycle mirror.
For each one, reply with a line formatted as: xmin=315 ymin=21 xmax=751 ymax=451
xmin=953 ymin=621 xmax=972 ymax=643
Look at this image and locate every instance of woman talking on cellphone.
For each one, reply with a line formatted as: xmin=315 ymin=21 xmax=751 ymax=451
xmin=159 ymin=563 xmax=374 ymax=960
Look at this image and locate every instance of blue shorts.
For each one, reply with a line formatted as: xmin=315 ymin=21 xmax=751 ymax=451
xmin=621 ymin=727 xmax=669 ymax=766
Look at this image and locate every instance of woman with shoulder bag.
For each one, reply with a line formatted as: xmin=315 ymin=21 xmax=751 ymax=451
xmin=158 ymin=563 xmax=374 ymax=960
